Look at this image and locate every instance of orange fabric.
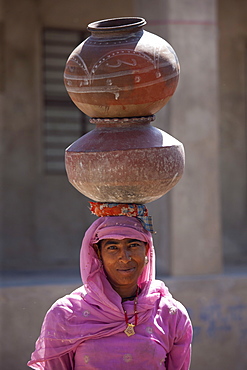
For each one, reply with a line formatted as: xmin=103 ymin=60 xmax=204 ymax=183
xmin=89 ymin=202 xmax=149 ymax=218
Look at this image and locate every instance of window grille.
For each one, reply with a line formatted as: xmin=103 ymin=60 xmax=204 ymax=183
xmin=43 ymin=28 xmax=92 ymax=173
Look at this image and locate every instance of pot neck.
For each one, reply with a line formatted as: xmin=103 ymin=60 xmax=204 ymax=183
xmin=87 ymin=17 xmax=146 ymax=38
xmin=90 ymin=115 xmax=155 ymax=129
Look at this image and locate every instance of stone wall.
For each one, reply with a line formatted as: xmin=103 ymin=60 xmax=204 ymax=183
xmin=134 ymin=0 xmax=222 ymax=275
xmin=219 ymin=0 xmax=247 ymax=265
xmin=1 ymin=0 xmax=246 ymax=275
xmin=0 ymin=0 xmax=134 ymax=272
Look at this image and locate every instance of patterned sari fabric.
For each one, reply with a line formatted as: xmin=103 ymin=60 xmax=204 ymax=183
xmin=28 ymin=216 xmax=193 ymax=369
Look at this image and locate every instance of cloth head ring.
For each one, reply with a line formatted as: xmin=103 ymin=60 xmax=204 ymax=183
xmin=89 ymin=202 xmax=154 ymax=233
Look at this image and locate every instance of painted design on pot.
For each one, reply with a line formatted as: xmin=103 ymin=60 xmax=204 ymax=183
xmin=106 ymin=57 xmax=137 ymax=68
xmin=64 ymin=18 xmax=180 ymax=118
xmin=65 ymin=47 xmax=177 ymax=103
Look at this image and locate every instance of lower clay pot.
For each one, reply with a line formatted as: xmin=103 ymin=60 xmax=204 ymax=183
xmin=65 ymin=116 xmax=184 ymax=204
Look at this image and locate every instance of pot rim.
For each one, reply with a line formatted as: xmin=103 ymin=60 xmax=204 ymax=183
xmin=87 ymin=17 xmax=147 ymax=32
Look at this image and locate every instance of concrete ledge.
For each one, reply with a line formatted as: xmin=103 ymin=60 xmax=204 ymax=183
xmin=1 ymin=271 xmax=247 ymax=370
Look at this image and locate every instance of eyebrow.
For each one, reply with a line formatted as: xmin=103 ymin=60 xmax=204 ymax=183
xmin=102 ymin=239 xmax=142 ymax=247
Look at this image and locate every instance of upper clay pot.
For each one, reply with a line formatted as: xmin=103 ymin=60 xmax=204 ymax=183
xmin=64 ymin=17 xmax=180 ymax=118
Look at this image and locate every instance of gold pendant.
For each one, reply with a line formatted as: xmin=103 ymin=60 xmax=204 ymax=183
xmin=124 ymin=323 xmax=135 ymax=337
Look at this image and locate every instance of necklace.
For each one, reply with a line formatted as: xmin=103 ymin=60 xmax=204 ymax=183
xmin=123 ymin=290 xmax=138 ymax=337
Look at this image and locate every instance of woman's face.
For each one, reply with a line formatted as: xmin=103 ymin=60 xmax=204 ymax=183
xmin=98 ymin=238 xmax=148 ymax=293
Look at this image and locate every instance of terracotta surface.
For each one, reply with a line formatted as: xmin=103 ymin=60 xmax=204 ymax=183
xmin=64 ymin=17 xmax=180 ymax=118
xmin=64 ymin=18 xmax=183 ymax=203
xmin=65 ymin=116 xmax=184 ymax=203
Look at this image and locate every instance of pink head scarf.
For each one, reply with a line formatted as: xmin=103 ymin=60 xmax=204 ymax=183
xmin=80 ymin=215 xmax=155 ymax=287
xmin=28 ymin=216 xmax=170 ymax=369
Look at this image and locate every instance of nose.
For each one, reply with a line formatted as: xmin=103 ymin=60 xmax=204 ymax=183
xmin=119 ymin=248 xmax=131 ymax=262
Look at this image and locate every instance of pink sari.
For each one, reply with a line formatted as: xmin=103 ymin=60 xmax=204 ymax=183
xmin=28 ymin=216 xmax=192 ymax=369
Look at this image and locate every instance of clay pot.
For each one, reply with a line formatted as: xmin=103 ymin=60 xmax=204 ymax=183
xmin=65 ymin=116 xmax=184 ymax=204
xmin=64 ymin=17 xmax=179 ymax=118
xmin=64 ymin=18 xmax=184 ymax=204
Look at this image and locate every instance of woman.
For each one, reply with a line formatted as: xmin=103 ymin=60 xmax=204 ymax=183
xmin=28 ymin=204 xmax=193 ymax=369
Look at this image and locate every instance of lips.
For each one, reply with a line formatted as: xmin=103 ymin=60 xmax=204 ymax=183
xmin=117 ymin=267 xmax=136 ymax=273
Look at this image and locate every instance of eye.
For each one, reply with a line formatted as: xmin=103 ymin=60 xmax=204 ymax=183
xmin=106 ymin=245 xmax=118 ymax=251
xmin=129 ymin=242 xmax=141 ymax=248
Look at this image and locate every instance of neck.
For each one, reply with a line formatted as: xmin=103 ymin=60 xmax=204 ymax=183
xmin=111 ymin=284 xmax=138 ymax=300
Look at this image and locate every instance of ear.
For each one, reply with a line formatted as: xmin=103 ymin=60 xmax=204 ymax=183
xmin=93 ymin=243 xmax=102 ymax=260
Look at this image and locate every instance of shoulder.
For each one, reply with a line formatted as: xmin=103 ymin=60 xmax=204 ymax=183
xmin=159 ymin=295 xmax=190 ymax=320
xmin=151 ymin=280 xmax=190 ymax=319
xmin=158 ymin=294 xmax=192 ymax=341
xmin=151 ymin=280 xmax=192 ymax=335
xmin=45 ymin=286 xmax=86 ymax=321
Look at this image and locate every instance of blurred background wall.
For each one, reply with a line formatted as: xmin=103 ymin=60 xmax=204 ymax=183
xmin=0 ymin=0 xmax=246 ymax=369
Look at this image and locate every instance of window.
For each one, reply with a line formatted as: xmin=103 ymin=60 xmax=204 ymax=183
xmin=43 ymin=28 xmax=93 ymax=173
